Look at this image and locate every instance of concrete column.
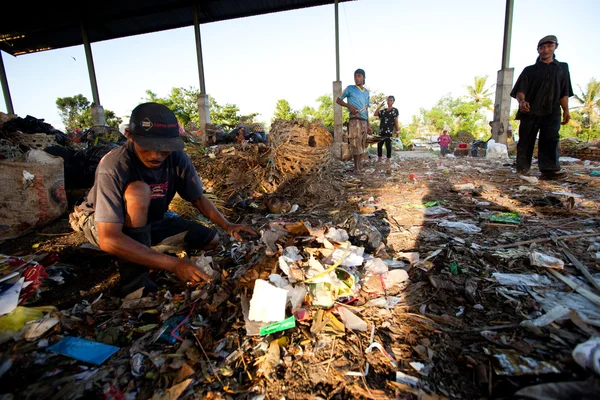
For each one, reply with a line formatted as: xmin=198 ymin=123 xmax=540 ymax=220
xmin=333 ymin=81 xmax=343 ymax=158
xmin=0 ymin=51 xmax=14 ymax=115
xmin=491 ymin=68 xmax=514 ymax=144
xmin=91 ymin=104 xmax=106 ymax=126
xmin=197 ymin=93 xmax=210 ymax=130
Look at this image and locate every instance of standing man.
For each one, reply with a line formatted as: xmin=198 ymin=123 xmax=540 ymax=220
xmin=336 ymin=68 xmax=371 ymax=174
xmin=69 ymin=102 xmax=256 ymax=297
xmin=437 ymin=130 xmax=452 ymax=157
xmin=373 ymin=95 xmax=399 ymax=163
xmin=510 ymin=35 xmax=573 ymax=179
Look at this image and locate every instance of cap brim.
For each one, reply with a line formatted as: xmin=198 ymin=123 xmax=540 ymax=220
xmin=133 ymin=135 xmax=185 ymax=152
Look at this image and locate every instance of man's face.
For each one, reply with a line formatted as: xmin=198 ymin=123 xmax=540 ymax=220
xmin=130 ymin=138 xmax=171 ymax=168
xmin=354 ymin=73 xmax=364 ymax=86
xmin=387 ymin=97 xmax=394 ymax=107
xmin=537 ymin=42 xmax=556 ymax=61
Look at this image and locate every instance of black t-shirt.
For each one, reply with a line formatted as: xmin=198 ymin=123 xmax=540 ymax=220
xmin=377 ymin=107 xmax=399 ymax=136
xmin=511 ymin=58 xmax=573 ymax=118
xmin=79 ymin=141 xmax=203 ymax=224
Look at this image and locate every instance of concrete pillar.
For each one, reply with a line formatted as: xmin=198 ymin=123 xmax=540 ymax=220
xmin=332 ymin=80 xmax=343 ymax=159
xmin=491 ymin=68 xmax=514 ymax=144
xmin=91 ymin=104 xmax=106 ymax=126
xmin=197 ymin=93 xmax=210 ymax=131
xmin=0 ymin=51 xmax=14 ymax=115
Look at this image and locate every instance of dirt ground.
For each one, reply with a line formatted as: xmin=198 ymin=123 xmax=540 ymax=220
xmin=1 ymin=146 xmax=600 ymax=400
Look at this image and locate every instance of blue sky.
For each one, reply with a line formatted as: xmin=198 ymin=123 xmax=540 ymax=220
xmin=1 ymin=0 xmax=598 ymax=131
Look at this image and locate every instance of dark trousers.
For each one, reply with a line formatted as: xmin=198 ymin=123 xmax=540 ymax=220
xmin=377 ymin=137 xmax=392 ymax=158
xmin=516 ymin=113 xmax=561 ymax=173
xmin=81 ymin=214 xmax=216 ymax=296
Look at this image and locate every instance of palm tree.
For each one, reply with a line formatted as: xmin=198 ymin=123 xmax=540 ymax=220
xmin=572 ymin=78 xmax=600 ymax=131
xmin=466 ymin=75 xmax=495 ymax=111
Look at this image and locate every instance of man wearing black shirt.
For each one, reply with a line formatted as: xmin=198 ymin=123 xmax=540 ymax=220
xmin=510 ymin=35 xmax=573 ymax=179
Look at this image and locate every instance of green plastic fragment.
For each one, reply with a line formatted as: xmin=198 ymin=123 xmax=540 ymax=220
xmin=590 ymin=170 xmax=600 ymax=177
xmin=490 ymin=211 xmax=520 ymax=225
xmin=424 ymin=201 xmax=438 ymax=207
xmin=260 ymin=316 xmax=296 ymax=336
xmin=449 ymin=261 xmax=461 ymax=275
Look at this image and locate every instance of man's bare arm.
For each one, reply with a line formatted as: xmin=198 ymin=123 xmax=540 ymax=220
xmin=191 ymin=195 xmax=256 ymax=241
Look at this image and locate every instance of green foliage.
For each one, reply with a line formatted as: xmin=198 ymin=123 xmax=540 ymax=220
xmin=56 ymin=95 xmax=121 ymax=132
xmin=143 ymin=88 xmax=260 ymax=131
xmin=145 ymin=87 xmax=200 ymax=128
xmin=273 ymin=99 xmax=298 ymax=121
xmin=299 ymin=94 xmax=347 ymax=131
xmin=572 ymin=78 xmax=600 ymax=132
xmin=417 ymin=94 xmax=488 ymax=139
xmin=466 ymin=75 xmax=494 ymax=111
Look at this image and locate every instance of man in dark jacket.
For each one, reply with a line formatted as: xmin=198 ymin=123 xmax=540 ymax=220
xmin=510 ymin=34 xmax=573 ymax=179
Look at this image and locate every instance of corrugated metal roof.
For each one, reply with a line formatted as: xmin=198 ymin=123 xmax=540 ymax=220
xmin=0 ymin=0 xmax=353 ymax=56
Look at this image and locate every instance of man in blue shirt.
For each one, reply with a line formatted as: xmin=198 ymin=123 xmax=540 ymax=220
xmin=337 ymin=68 xmax=371 ymax=174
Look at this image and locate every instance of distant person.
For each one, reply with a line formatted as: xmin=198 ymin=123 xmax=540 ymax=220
xmin=437 ymin=130 xmax=452 ymax=157
xmin=336 ymin=68 xmax=371 ymax=174
xmin=510 ymin=34 xmax=573 ymax=179
xmin=69 ymin=102 xmax=256 ymax=297
xmin=373 ymin=95 xmax=399 ymax=163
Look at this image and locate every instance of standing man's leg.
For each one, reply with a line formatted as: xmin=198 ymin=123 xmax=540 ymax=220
xmin=537 ymin=114 xmax=562 ymax=175
xmin=516 ymin=116 xmax=539 ymax=174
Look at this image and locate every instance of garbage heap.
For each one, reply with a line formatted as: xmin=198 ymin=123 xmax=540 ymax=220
xmin=0 ymin=218 xmax=430 ymax=399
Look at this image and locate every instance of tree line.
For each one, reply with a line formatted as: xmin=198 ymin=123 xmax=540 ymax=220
xmin=56 ymin=77 xmax=600 ymax=146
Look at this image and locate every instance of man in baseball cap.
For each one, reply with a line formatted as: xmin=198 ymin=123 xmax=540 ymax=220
xmin=510 ymin=35 xmax=573 ymax=180
xmin=70 ymin=102 xmax=256 ymax=297
xmin=127 ymin=102 xmax=185 ymax=152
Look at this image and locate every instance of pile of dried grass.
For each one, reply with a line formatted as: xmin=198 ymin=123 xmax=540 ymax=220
xmin=189 ymin=119 xmax=344 ymax=208
xmin=168 ymin=192 xmax=228 ymax=218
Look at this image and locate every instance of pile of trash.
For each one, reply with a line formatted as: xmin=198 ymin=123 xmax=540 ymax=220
xmin=0 ymin=216 xmax=433 ymax=398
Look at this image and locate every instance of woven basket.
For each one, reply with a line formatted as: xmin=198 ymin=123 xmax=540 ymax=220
xmin=269 ymin=119 xmax=333 ymax=176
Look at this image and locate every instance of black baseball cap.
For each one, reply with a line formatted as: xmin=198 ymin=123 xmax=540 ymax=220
xmin=128 ymin=102 xmax=184 ymax=152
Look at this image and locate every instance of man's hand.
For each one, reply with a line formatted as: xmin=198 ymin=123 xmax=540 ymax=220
xmin=173 ymin=259 xmax=211 ymax=284
xmin=519 ymin=99 xmax=530 ymax=113
xmin=225 ymin=223 xmax=257 ymax=241
xmin=348 ymin=105 xmax=359 ymax=117
xmin=562 ymin=110 xmax=571 ymax=125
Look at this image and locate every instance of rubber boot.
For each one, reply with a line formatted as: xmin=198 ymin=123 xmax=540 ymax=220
xmin=118 ymin=225 xmax=159 ymax=297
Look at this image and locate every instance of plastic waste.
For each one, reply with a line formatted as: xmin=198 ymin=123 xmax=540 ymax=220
xmin=248 ymin=279 xmax=287 ymax=323
xmin=47 ymin=336 xmax=119 ymax=365
xmin=490 ymin=211 xmax=521 ymax=225
xmin=338 ymin=306 xmax=367 ymax=331
xmin=572 ymin=337 xmax=600 ymax=375
xmin=439 ymin=220 xmax=481 ymax=234
xmin=485 ymin=139 xmax=509 ymax=159
xmin=529 ymin=250 xmax=564 ymax=270
xmin=260 ymin=316 xmax=296 ymax=336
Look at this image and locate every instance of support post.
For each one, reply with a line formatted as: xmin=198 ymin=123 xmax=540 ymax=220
xmin=81 ymin=24 xmax=106 ymax=126
xmin=193 ymin=3 xmax=210 ymax=130
xmin=491 ymin=0 xmax=514 ymax=144
xmin=332 ymin=0 xmax=343 ymax=159
xmin=0 ymin=50 xmax=14 ymax=115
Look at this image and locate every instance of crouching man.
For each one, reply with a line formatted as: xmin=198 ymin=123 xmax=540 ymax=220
xmin=70 ymin=102 xmax=256 ymax=296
